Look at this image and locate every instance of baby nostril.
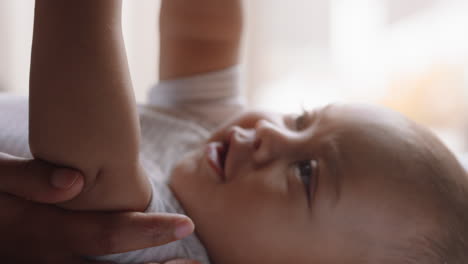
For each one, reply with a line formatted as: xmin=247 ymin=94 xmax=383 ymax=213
xmin=227 ymin=126 xmax=242 ymax=144
xmin=227 ymin=126 xmax=257 ymax=147
xmin=254 ymin=138 xmax=261 ymax=150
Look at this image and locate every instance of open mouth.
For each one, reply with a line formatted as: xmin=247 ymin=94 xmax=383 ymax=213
xmin=206 ymin=141 xmax=229 ymax=181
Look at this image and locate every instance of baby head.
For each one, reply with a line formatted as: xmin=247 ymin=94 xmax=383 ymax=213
xmin=170 ymin=103 xmax=468 ymax=264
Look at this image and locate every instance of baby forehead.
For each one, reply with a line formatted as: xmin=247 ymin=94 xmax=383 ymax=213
xmin=310 ymin=104 xmax=422 ymax=141
xmin=316 ymin=104 xmax=408 ymax=126
xmin=310 ymin=104 xmax=430 ymax=162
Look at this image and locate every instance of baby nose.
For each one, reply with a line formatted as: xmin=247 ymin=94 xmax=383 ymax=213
xmin=253 ymin=119 xmax=293 ymax=165
xmin=228 ymin=126 xmax=256 ymax=145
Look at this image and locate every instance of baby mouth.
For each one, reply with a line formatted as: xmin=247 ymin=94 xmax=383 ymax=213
xmin=206 ymin=141 xmax=229 ymax=181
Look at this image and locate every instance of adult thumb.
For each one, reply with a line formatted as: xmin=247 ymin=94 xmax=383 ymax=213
xmin=0 ymin=153 xmax=84 ymax=203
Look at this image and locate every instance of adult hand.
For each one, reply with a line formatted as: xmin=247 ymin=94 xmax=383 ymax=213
xmin=0 ymin=152 xmax=84 ymax=203
xmin=0 ymin=153 xmax=195 ymax=263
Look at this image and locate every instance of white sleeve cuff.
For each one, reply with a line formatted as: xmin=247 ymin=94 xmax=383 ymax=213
xmin=147 ymin=66 xmax=245 ymax=126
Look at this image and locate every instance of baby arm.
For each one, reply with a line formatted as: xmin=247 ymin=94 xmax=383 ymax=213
xmin=29 ymin=0 xmax=150 ymax=211
xmin=159 ymin=0 xmax=243 ymax=80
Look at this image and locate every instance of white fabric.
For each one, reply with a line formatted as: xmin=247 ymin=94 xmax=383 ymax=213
xmin=460 ymin=153 xmax=468 ymax=172
xmin=148 ymin=65 xmax=245 ymax=127
xmin=0 ymin=65 xmax=245 ymax=264
xmin=0 ymin=95 xmax=32 ymax=158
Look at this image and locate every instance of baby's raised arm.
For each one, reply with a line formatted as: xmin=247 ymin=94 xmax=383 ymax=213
xmin=159 ymin=0 xmax=243 ymax=80
xmin=29 ymin=0 xmax=150 ymax=211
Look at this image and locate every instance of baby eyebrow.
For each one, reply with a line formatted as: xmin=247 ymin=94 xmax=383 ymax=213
xmin=303 ymin=109 xmax=321 ymax=129
xmin=293 ymin=109 xmax=313 ymax=131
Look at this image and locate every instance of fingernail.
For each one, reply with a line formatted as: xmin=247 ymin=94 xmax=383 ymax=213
xmin=51 ymin=169 xmax=80 ymax=189
xmin=174 ymin=218 xmax=194 ymax=239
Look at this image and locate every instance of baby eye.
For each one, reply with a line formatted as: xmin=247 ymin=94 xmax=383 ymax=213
xmin=295 ymin=160 xmax=316 ymax=200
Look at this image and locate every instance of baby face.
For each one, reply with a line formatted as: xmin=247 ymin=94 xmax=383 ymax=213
xmin=170 ymin=104 xmax=442 ymax=264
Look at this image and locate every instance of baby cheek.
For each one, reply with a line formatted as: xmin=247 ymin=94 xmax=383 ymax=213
xmin=228 ymin=177 xmax=289 ymax=213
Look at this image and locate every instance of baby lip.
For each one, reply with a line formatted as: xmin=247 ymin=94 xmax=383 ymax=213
xmin=206 ymin=142 xmax=226 ymax=181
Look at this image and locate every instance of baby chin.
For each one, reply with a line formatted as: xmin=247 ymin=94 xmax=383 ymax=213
xmin=168 ymin=147 xmax=215 ymax=217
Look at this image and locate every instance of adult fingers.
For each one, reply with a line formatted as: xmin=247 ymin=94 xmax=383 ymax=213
xmin=0 ymin=153 xmax=84 ymax=203
xmin=65 ymin=212 xmax=195 ymax=255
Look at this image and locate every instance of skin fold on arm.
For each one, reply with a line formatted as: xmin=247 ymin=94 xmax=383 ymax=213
xmin=29 ymin=0 xmax=150 ymax=211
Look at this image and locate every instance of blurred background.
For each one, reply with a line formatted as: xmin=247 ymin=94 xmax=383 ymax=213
xmin=0 ymin=0 xmax=467 ymax=164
